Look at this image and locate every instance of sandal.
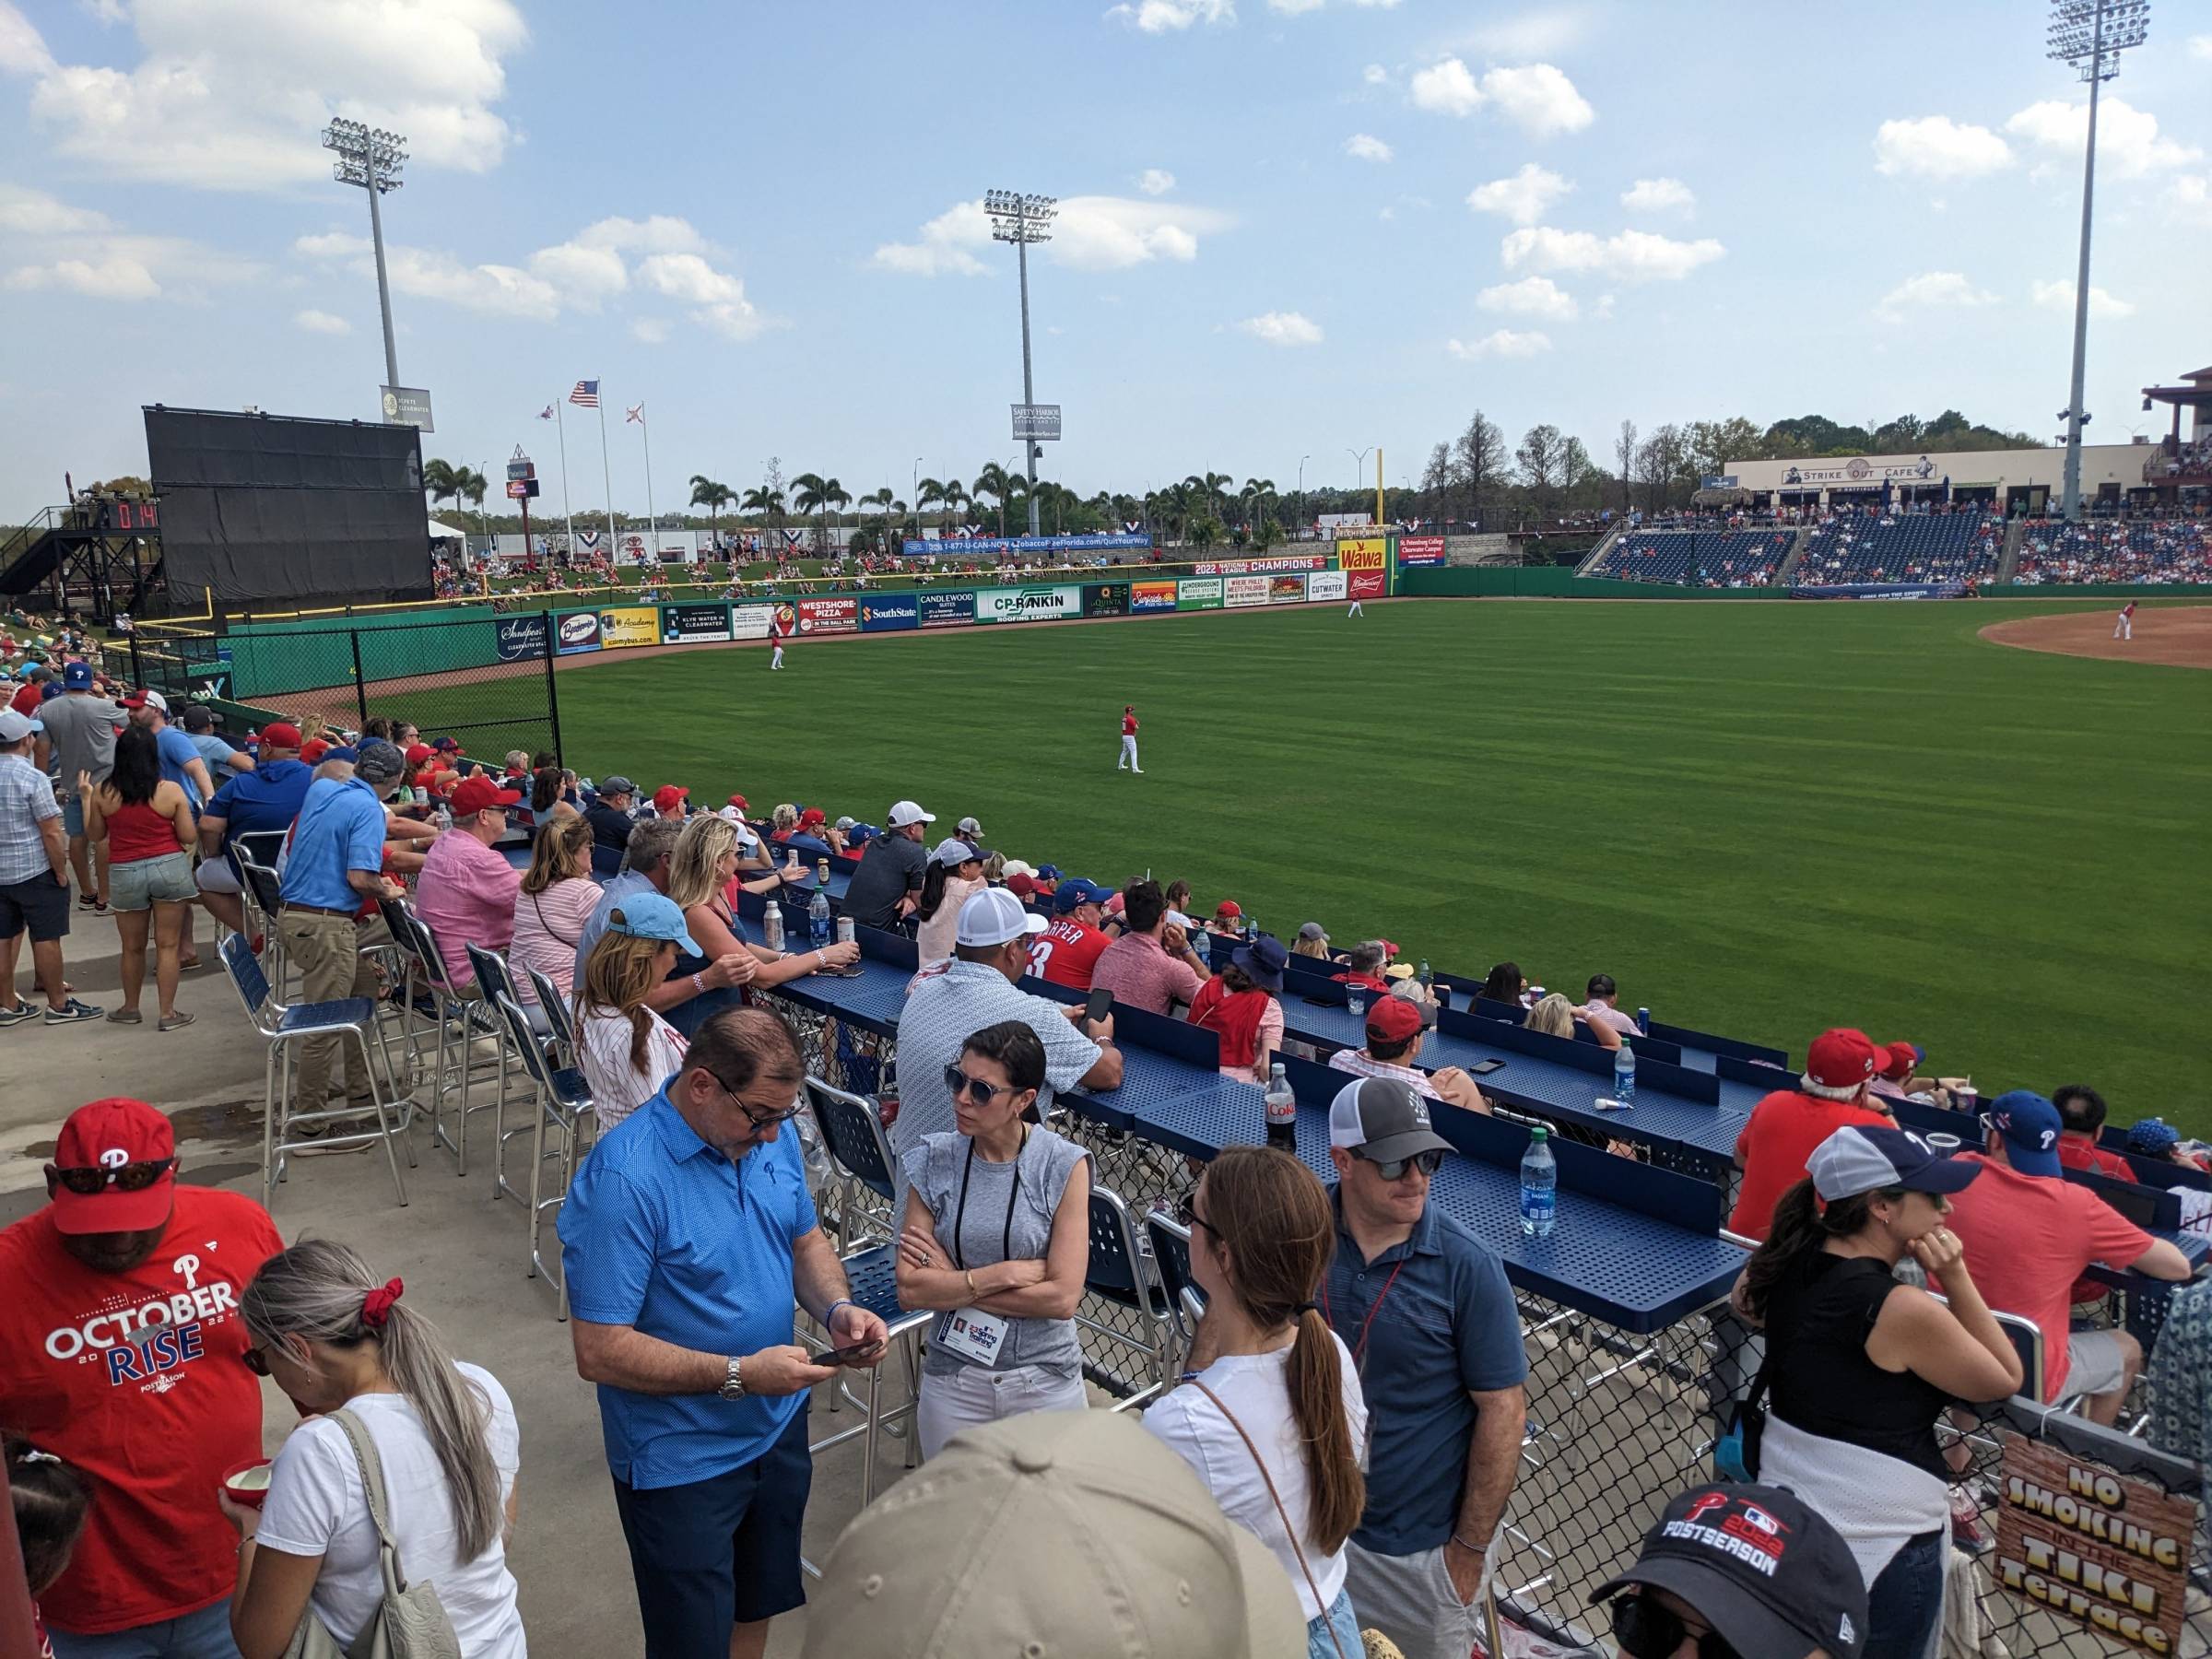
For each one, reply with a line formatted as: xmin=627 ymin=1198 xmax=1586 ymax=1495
xmin=107 ymin=1008 xmax=144 ymax=1025
xmin=177 ymin=957 xmax=205 ymax=973
xmin=159 ymin=1011 xmax=196 ymax=1032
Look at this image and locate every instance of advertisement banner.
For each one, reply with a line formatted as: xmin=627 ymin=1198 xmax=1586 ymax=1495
xmin=1347 ymin=569 xmax=1387 ymax=601
xmin=554 ymin=610 xmax=603 ymax=655
xmin=730 ymin=605 xmax=777 ymax=641
xmin=859 ymin=597 xmax=920 ymax=632
xmin=976 ymin=585 xmax=1082 ymax=624
xmin=1193 ymin=555 xmax=1327 ymax=576
xmin=1267 ymin=574 xmax=1306 ymax=603
xmin=600 ymin=606 xmax=659 ymax=648
xmin=1177 ymin=578 xmax=1224 ymax=611
xmin=1398 ymin=535 xmax=1447 ymax=568
xmin=916 ymin=533 xmax=1149 ymax=559
xmin=797 ymin=595 xmax=858 ymax=634
xmin=1788 ymin=582 xmax=1964 ymax=600
xmin=1226 ymin=575 xmax=1269 ymax=607
xmin=1336 ymin=537 xmax=1389 ymax=572
xmin=772 ymin=602 xmax=797 ymax=637
xmin=919 ymin=589 xmax=976 ymax=629
xmin=662 ymin=603 xmax=732 ymax=644
xmin=1084 ymin=582 xmax=1130 ymax=618
xmin=1306 ymin=571 xmax=1347 ymax=603
xmin=1132 ymin=581 xmax=1179 ymax=612
xmin=495 ymin=615 xmax=547 ymax=662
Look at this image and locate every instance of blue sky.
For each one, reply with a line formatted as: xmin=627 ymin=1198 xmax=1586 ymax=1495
xmin=3 ymin=0 xmax=2207 ymax=519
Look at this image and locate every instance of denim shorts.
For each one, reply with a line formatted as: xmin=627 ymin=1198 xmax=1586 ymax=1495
xmin=110 ymin=852 xmax=197 ymax=913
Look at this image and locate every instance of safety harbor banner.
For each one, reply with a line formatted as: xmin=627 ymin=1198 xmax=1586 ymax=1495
xmin=919 ymin=590 xmax=975 ymax=628
xmin=1176 ymin=578 xmax=1223 ymax=610
xmin=797 ymin=595 xmax=858 ymax=634
xmin=1225 ymin=574 xmax=1268 ymax=607
xmin=1132 ymin=581 xmax=1178 ymax=611
xmin=1398 ymin=535 xmax=1447 ymax=568
xmin=975 ymin=585 xmax=1081 ymax=623
xmin=729 ymin=605 xmax=778 ymax=640
xmin=1306 ymin=571 xmax=1348 ymax=602
xmin=599 ymin=606 xmax=659 ymax=648
xmin=859 ymin=597 xmax=919 ymax=632
xmin=1336 ymin=537 xmax=1389 ymax=572
xmin=662 ymin=603 xmax=732 ymax=643
xmin=554 ymin=610 xmax=602 ymax=655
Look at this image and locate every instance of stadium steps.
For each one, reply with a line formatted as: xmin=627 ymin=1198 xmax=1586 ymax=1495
xmin=1576 ymin=523 xmax=1629 ymax=576
xmin=1995 ymin=521 xmax=2025 ymax=585
xmin=1771 ymin=528 xmax=1810 ymax=586
xmin=0 ymin=509 xmax=63 ymax=600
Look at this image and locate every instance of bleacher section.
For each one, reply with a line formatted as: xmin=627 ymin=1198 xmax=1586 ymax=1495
xmin=2012 ymin=518 xmax=2212 ymax=585
xmin=1583 ymin=527 xmax=1794 ymax=588
xmin=1794 ymin=507 xmax=2000 ymax=586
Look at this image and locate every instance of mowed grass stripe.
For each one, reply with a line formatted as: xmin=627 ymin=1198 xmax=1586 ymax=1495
xmin=549 ymin=599 xmax=2208 ymax=1127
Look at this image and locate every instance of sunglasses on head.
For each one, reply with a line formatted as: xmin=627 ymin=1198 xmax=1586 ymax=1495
xmin=1611 ymin=1591 xmax=1741 ymax=1659
xmin=1356 ymin=1147 xmax=1443 ymax=1182
xmin=50 ymin=1157 xmax=174 ymax=1195
xmin=943 ymin=1065 xmax=1018 ymax=1106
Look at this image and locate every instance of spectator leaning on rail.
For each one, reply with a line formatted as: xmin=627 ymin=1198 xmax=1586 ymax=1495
xmin=1027 ymin=876 xmax=1113 ymax=990
xmin=194 ymin=720 xmax=311 ymax=937
xmin=559 ymin=1007 xmax=890 ymax=1659
xmin=1726 ymin=1029 xmax=1895 ymax=1241
xmin=1730 ymin=1125 xmax=2018 ymax=1659
xmin=1088 ymin=878 xmax=1206 ymax=1015
xmin=1328 ymin=993 xmax=1491 ymax=1113
xmin=1943 ymin=1090 xmax=2192 ymax=1425
xmin=414 ymin=772 xmax=525 ymax=995
xmin=1319 ymin=1077 xmax=1526 ymax=1659
xmin=1189 ymin=932 xmax=1288 ymax=1085
xmin=841 ymin=798 xmax=934 ymax=930
xmin=665 ymin=813 xmax=858 ymax=1039
xmin=1527 ymin=990 xmax=1622 ymax=1053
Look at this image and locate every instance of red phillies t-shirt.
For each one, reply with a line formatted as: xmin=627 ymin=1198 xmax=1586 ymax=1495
xmin=0 ymin=1186 xmax=284 ymax=1634
xmin=10 ymin=680 xmax=41 ymax=717
xmin=1726 ymin=1088 xmax=1892 ymax=1241
xmin=1030 ymin=919 xmax=1111 ymax=990
xmin=2057 ymin=1133 xmax=2135 ymax=1182
xmin=1123 ymin=713 xmax=1138 ymax=735
xmin=1943 ymin=1153 xmax=2154 ymax=1402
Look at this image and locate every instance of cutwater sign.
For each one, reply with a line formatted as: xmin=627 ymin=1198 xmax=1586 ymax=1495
xmin=860 ymin=598 xmax=919 ymax=632
xmin=976 ymin=585 xmax=1080 ymax=623
xmin=495 ymin=614 xmax=547 ymax=662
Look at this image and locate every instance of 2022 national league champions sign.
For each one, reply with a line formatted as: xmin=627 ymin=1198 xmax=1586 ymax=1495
xmin=1992 ymin=1433 xmax=2190 ymax=1656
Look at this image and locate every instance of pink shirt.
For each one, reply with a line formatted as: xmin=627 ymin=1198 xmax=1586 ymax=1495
xmin=1326 ymin=1047 xmax=1442 ymax=1101
xmin=1583 ymin=1000 xmax=1640 ymax=1034
xmin=415 ymin=829 xmax=522 ymax=989
xmin=510 ymin=876 xmax=601 ymax=1003
xmin=1091 ymin=931 xmax=1205 ymax=1016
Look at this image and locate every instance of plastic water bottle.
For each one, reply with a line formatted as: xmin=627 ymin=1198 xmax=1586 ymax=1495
xmin=433 ymin=803 xmax=453 ymax=832
xmin=1614 ymin=1040 xmax=1637 ymax=1103
xmin=1520 ymin=1126 xmax=1557 ymax=1238
xmin=808 ymin=877 xmax=832 ymax=948
xmin=1418 ymin=958 xmax=1432 ymax=989
xmin=1265 ymin=1063 xmax=1297 ymax=1153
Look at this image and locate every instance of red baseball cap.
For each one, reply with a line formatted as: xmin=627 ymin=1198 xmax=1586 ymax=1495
xmin=653 ymin=783 xmax=689 ymax=815
xmin=404 ymin=742 xmax=432 ymax=765
xmin=450 ymin=774 xmax=523 ymax=816
xmin=727 ymin=793 xmax=749 ymax=811
xmin=260 ymin=722 xmax=303 ymax=749
xmin=51 ymin=1099 xmax=177 ymax=1235
xmin=798 ymin=806 xmax=827 ymax=827
xmin=1214 ymin=900 xmax=1242 ymax=919
xmin=1365 ymin=995 xmax=1428 ymax=1043
xmin=300 ymin=737 xmax=331 ymax=763
xmin=1805 ymin=1029 xmax=1884 ymax=1090
xmin=1878 ymin=1041 xmax=1924 ymax=1080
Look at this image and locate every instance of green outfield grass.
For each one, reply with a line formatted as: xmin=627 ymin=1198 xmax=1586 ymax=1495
xmin=551 ymin=598 xmax=2209 ymax=1130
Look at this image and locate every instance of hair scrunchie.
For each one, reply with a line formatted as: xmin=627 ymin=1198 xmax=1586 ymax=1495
xmin=361 ymin=1277 xmax=405 ymax=1329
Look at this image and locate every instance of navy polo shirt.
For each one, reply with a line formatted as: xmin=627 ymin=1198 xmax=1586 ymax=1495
xmin=206 ymin=759 xmax=314 ymax=856
xmin=559 ymin=1085 xmax=819 ymax=1489
xmin=1321 ymin=1187 xmax=1526 ymax=1557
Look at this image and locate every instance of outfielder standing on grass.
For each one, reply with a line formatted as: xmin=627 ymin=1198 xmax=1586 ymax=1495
xmin=2113 ymin=599 xmax=2136 ymax=641
xmin=1117 ymin=705 xmax=1142 ymax=774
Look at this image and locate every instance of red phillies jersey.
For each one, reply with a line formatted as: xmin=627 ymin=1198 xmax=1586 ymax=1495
xmin=1122 ymin=712 xmax=1138 ymax=735
xmin=0 ymin=1186 xmax=283 ymax=1634
xmin=1030 ymin=919 xmax=1112 ymax=990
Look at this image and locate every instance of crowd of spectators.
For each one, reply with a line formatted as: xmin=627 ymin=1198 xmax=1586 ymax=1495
xmin=2012 ymin=517 xmax=2211 ymax=584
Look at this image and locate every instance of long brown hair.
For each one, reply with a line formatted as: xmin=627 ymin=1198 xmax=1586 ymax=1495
xmin=579 ymin=920 xmax=669 ymax=1076
xmin=1199 ymin=1147 xmax=1365 ymax=1555
xmin=1738 ymin=1177 xmax=1892 ymax=1320
xmin=522 ymin=811 xmax=592 ymax=897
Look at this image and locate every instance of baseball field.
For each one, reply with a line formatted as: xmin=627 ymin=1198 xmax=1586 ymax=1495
xmin=551 ymin=597 xmax=2208 ymax=1128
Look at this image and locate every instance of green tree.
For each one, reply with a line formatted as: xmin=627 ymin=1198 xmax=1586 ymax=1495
xmin=421 ymin=457 xmax=460 ymax=519
xmin=1453 ymin=412 xmax=1507 ymax=528
xmin=688 ymin=476 xmax=734 ymax=539
xmin=1188 ymin=515 xmax=1224 ymax=549
xmin=1240 ymin=477 xmax=1277 ymax=535
xmin=972 ymin=463 xmax=1020 ymax=536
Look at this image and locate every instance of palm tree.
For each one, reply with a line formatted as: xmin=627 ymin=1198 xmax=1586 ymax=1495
xmin=688 ymin=475 xmax=734 ymax=543
xmin=823 ymin=478 xmax=851 ymax=553
xmin=916 ymin=477 xmax=950 ymax=534
xmin=1189 ymin=515 xmax=1224 ymax=549
xmin=741 ymin=485 xmax=786 ymax=558
xmin=1186 ymin=471 xmax=1232 ymax=524
xmin=455 ymin=466 xmax=488 ymax=539
xmin=422 ymin=457 xmax=460 ymax=521
xmin=790 ymin=473 xmax=827 ymax=550
xmin=1241 ymin=477 xmax=1277 ymax=536
xmin=973 ymin=464 xmax=1019 ymax=537
xmin=944 ymin=480 xmax=971 ymax=534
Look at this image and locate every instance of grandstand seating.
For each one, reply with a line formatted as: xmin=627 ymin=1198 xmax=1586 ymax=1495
xmin=1794 ymin=507 xmax=2000 ymax=586
xmin=2012 ymin=518 xmax=2211 ymax=585
xmin=1585 ymin=527 xmax=1792 ymax=588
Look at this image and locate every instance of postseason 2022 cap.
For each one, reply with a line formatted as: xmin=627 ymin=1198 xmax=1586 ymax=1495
xmin=1988 ymin=1089 xmax=2065 ymax=1178
xmin=1592 ymin=1483 xmax=1867 ymax=1659
xmin=1328 ymin=1076 xmax=1453 ymax=1165
xmin=1808 ymin=1124 xmax=1983 ymax=1202
xmin=799 ymin=1410 xmax=1305 ymax=1659
xmin=887 ymin=799 xmax=935 ymax=829
xmin=955 ymin=886 xmax=1047 ymax=949
xmin=51 ymin=1099 xmax=178 ymax=1236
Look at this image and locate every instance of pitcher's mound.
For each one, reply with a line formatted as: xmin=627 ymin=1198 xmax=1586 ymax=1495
xmin=1980 ymin=606 xmax=2212 ymax=670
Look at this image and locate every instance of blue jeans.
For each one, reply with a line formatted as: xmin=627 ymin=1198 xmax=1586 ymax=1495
xmin=1866 ymin=1526 xmax=1945 ymax=1659
xmin=1308 ymin=1586 xmax=1360 ymax=1658
xmin=47 ymin=1600 xmax=241 ymax=1659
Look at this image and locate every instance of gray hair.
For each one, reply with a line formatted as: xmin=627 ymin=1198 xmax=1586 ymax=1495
xmin=1348 ymin=939 xmax=1388 ymax=976
xmin=620 ymin=813 xmax=685 ymax=876
xmin=241 ymin=1240 xmax=502 ymax=1560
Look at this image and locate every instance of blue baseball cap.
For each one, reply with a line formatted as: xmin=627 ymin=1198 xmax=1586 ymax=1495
xmin=63 ymin=660 xmax=94 ymax=688
xmin=320 ymin=745 xmax=360 ymax=764
xmin=1230 ymin=934 xmax=1288 ymax=993
xmin=2126 ymin=1118 xmax=2181 ymax=1159
xmin=1053 ymin=877 xmax=1111 ymax=914
xmin=1987 ymin=1090 xmax=2064 ymax=1178
xmin=605 ymin=891 xmax=702 ymax=957
xmin=1037 ymin=865 xmax=1062 ymax=880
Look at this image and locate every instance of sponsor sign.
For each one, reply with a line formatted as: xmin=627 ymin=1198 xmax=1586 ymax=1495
xmin=1306 ymin=571 xmax=1348 ymax=603
xmin=797 ymin=595 xmax=857 ymax=635
xmin=1084 ymin=582 xmax=1130 ymax=618
xmin=1398 ymin=535 xmax=1447 ymax=568
xmin=1267 ymin=574 xmax=1306 ymax=603
xmin=917 ymin=533 xmax=1149 ymax=559
xmin=495 ymin=614 xmax=547 ymax=662
xmin=1225 ymin=575 xmax=1269 ymax=607
xmin=860 ymin=597 xmax=920 ymax=632
xmin=555 ymin=610 xmax=602 ymax=655
xmin=1991 ymin=1433 xmax=2189 ymax=1659
xmin=1132 ymin=581 xmax=1179 ymax=612
xmin=379 ymin=384 xmax=433 ymax=430
xmin=1347 ymin=569 xmax=1387 ymax=601
xmin=1789 ymin=582 xmax=1964 ymax=601
xmin=919 ymin=589 xmax=976 ymax=628
xmin=662 ymin=603 xmax=732 ymax=644
xmin=1336 ymin=537 xmax=1389 ymax=571
xmin=1781 ymin=455 xmax=1939 ymax=487
xmin=503 ymin=478 xmax=537 ymax=500
xmin=1011 ymin=403 xmax=1063 ymax=441
xmin=730 ymin=604 xmax=778 ymax=641
xmin=599 ymin=606 xmax=659 ymax=648
xmin=1193 ymin=555 xmax=1327 ymax=576
xmin=1177 ymin=578 xmax=1224 ymax=611
xmin=1700 ymin=474 xmax=1740 ymax=489
xmin=976 ymin=585 xmax=1082 ymax=624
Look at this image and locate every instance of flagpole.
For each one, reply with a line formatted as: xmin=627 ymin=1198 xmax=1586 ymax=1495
xmin=638 ymin=409 xmax=656 ymax=560
xmin=595 ymin=387 xmax=616 ymax=552
xmin=554 ymin=395 xmax=574 ymax=550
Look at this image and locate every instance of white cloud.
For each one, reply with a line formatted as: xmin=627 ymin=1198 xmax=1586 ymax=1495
xmin=1361 ymin=62 xmax=1388 ymax=85
xmin=1872 ymin=115 xmax=2013 ymax=180
xmin=2190 ymin=33 xmax=2212 ymax=60
xmin=1347 ymin=0 xmax=1401 ymax=8
xmin=1874 ymin=270 xmax=1998 ymax=322
xmin=2006 ymin=97 xmax=2201 ymax=179
xmin=1500 ymin=225 xmax=1724 ymax=282
xmin=1478 ymin=64 xmax=1594 ymax=137
xmin=638 ymin=253 xmax=761 ymax=339
xmin=1048 ymin=195 xmax=1230 ymax=269
xmin=1477 ymin=275 xmax=1577 ymax=321
xmin=1409 ymin=57 xmax=1483 ymax=117
xmin=293 ymin=230 xmax=368 ymax=259
xmin=2028 ymin=277 xmax=2135 ymax=320
xmin=1135 ymin=168 xmax=1176 ymax=195
xmin=7 ymin=254 xmax=160 ymax=300
xmin=630 ymin=317 xmax=670 ymax=345
xmin=1268 ymin=0 xmax=1324 ymax=11
xmin=1 ymin=182 xmax=256 ymax=300
xmin=1446 ymin=329 xmax=1550 ymax=359
xmin=2169 ymin=173 xmax=2212 ymax=227
xmin=1621 ymin=176 xmax=1695 ymax=216
xmin=0 ymin=182 xmax=103 ymax=235
xmin=1344 ymin=133 xmax=1393 ymax=162
xmin=5 ymin=0 xmax=526 ymax=190
xmin=382 ymin=247 xmax=559 ymax=320
xmin=1452 ymin=8 xmax=1594 ymax=59
xmin=1235 ymin=310 xmax=1323 ymax=346
xmin=872 ymin=199 xmax=992 ymax=276
xmin=1465 ymin=162 xmax=1571 ymax=225
xmin=1106 ymin=0 xmax=1235 ymax=32
xmin=292 ymin=307 xmax=349 ymax=335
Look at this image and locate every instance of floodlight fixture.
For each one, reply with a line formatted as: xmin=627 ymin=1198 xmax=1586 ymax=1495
xmin=984 ymin=189 xmax=1058 ymax=533
xmin=323 ymin=118 xmax=410 ymax=388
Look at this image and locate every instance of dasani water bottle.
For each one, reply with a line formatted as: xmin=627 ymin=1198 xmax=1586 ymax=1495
xmin=1520 ymin=1126 xmax=1557 ymax=1238
xmin=1614 ymin=1040 xmax=1637 ymax=1103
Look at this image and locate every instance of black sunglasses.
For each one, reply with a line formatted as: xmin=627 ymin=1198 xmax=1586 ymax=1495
xmin=944 ymin=1065 xmax=1018 ymax=1105
xmin=1610 ymin=1591 xmax=1741 ymax=1659
xmin=50 ymin=1157 xmax=175 ymax=1196
xmin=1174 ymin=1193 xmax=1219 ymax=1238
xmin=1356 ymin=1147 xmax=1444 ymax=1182
xmin=240 ymin=1347 xmax=272 ymax=1377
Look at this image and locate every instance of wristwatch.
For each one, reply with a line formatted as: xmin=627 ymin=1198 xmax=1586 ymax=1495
xmin=718 ymin=1355 xmax=746 ymax=1400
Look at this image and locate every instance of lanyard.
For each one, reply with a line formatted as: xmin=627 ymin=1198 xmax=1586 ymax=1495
xmin=1324 ymin=1254 xmax=1410 ymax=1366
xmin=952 ymin=1126 xmax=1028 ymax=1272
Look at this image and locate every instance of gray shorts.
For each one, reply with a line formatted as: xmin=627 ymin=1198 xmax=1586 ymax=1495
xmin=110 ymin=851 xmax=197 ymax=912
xmin=2066 ymin=1329 xmax=2131 ymax=1399
xmin=1342 ymin=1540 xmax=1484 ymax=1659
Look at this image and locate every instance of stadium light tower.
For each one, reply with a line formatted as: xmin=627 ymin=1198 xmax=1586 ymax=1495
xmin=2047 ymin=0 xmax=2149 ymax=522
xmin=322 ymin=118 xmax=409 ymax=392
xmin=985 ymin=190 xmax=1056 ymax=536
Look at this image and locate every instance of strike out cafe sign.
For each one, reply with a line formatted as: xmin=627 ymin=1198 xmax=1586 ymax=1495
xmin=1778 ymin=454 xmax=1942 ymax=488
xmin=1992 ymin=1434 xmax=2192 ymax=1656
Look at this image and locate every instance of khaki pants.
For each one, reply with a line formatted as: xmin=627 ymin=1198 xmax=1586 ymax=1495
xmin=277 ymin=910 xmax=379 ymax=1111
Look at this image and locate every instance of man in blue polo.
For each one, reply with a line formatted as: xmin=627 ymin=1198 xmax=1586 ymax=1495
xmin=195 ymin=720 xmax=313 ymax=936
xmin=1322 ymin=1076 xmax=1527 ymax=1659
xmin=560 ymin=1004 xmax=889 ymax=1659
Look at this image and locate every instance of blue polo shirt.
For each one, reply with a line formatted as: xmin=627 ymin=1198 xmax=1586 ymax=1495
xmin=154 ymin=723 xmax=206 ymax=809
xmin=278 ymin=775 xmax=387 ymax=911
xmin=206 ymin=759 xmax=314 ymax=858
xmin=559 ymin=1086 xmax=818 ymax=1488
xmin=1322 ymin=1187 xmax=1526 ymax=1557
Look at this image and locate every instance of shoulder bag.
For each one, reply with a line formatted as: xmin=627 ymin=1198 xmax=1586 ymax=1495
xmin=1188 ymin=1378 xmax=1348 ymax=1659
xmin=1712 ymin=1341 xmax=1773 ymax=1483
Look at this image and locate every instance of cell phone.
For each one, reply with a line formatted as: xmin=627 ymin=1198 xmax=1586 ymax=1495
xmin=825 ymin=1340 xmax=885 ymax=1366
xmin=1084 ymin=987 xmax=1113 ymax=1026
xmin=1468 ymin=1059 xmax=1507 ymax=1076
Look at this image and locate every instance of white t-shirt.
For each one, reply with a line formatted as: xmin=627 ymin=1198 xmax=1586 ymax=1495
xmin=257 ymin=1363 xmax=524 ymax=1658
xmin=1142 ymin=1334 xmax=1367 ymax=1621
xmin=579 ymin=1002 xmax=688 ymax=1130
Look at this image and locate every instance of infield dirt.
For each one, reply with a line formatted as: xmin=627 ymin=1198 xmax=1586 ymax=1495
xmin=1979 ymin=604 xmax=2212 ymax=670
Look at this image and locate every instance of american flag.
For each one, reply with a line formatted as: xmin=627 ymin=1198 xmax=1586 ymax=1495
xmin=536 ymin=405 xmax=554 ymax=420
xmin=569 ymin=380 xmax=599 ymax=407
xmin=626 ymin=403 xmax=645 ymax=425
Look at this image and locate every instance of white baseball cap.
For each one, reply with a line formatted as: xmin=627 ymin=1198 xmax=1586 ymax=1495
xmin=957 ymin=815 xmax=985 ymax=837
xmin=955 ymin=886 xmax=1047 ymax=948
xmin=929 ymin=837 xmax=980 ymax=867
xmin=887 ymin=800 xmax=935 ymax=829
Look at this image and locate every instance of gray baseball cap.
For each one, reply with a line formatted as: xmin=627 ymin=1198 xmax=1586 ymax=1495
xmin=1327 ymin=1075 xmax=1453 ymax=1163
xmin=354 ymin=739 xmax=407 ymax=787
xmin=598 ymin=775 xmax=637 ymax=797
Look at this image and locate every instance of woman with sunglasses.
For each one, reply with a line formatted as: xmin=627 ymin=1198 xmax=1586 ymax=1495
xmin=1145 ymin=1147 xmax=1368 ymax=1659
xmin=221 ymin=1239 xmax=525 ymax=1659
xmin=895 ymin=1019 xmax=1093 ymax=1458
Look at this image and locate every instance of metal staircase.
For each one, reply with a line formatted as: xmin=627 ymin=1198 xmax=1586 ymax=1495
xmin=0 ymin=502 xmax=165 ymax=620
